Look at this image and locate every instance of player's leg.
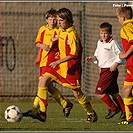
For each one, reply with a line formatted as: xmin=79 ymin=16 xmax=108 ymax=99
xmin=118 ymin=85 xmax=133 ymax=124
xmin=23 ymin=75 xmax=51 ymax=122
xmin=118 ymin=68 xmax=133 ymax=124
xmin=99 ymin=94 xmax=120 ymax=119
xmin=48 ymin=82 xmax=68 ymax=108
xmin=96 ymin=68 xmax=120 ymax=119
xmin=48 ymin=82 xmax=73 ymax=117
xmin=33 ymin=75 xmax=52 ymax=121
xmin=72 ymin=88 xmax=98 ymax=123
xmin=23 ymin=66 xmax=49 ymax=115
xmin=24 ymin=76 xmax=48 ymax=112
xmin=112 ymin=93 xmax=126 ymax=120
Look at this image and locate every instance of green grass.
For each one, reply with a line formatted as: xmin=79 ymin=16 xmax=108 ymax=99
xmin=0 ymin=99 xmax=133 ymax=131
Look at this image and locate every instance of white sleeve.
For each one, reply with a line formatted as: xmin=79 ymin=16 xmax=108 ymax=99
xmin=112 ymin=40 xmax=125 ymax=64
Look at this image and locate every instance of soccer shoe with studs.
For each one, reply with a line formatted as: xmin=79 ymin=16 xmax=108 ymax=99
xmin=32 ymin=110 xmax=47 ymax=122
xmin=105 ymin=107 xmax=120 ymax=119
xmin=63 ymin=102 xmax=73 ymax=117
xmin=118 ymin=120 xmax=133 ymax=125
xmin=22 ymin=110 xmax=36 ymax=117
xmin=23 ymin=110 xmax=46 ymax=122
xmin=86 ymin=110 xmax=98 ymax=123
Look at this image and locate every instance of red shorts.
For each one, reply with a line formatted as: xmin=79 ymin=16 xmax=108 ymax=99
xmin=124 ymin=66 xmax=133 ymax=86
xmin=44 ymin=67 xmax=81 ymax=89
xmin=40 ymin=66 xmax=50 ymax=77
xmin=95 ymin=68 xmax=119 ymax=95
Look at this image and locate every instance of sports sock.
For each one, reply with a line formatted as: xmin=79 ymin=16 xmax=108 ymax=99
xmin=100 ymin=94 xmax=117 ymax=110
xmin=124 ymin=97 xmax=133 ymax=122
xmin=37 ymin=87 xmax=48 ymax=112
xmin=32 ymin=96 xmax=40 ymax=111
xmin=78 ymin=94 xmax=94 ymax=115
xmin=113 ymin=95 xmax=125 ymax=113
xmin=52 ymin=90 xmax=67 ymax=108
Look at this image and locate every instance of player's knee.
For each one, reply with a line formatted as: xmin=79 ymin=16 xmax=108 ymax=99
xmin=122 ymin=86 xmax=132 ymax=98
xmin=72 ymin=89 xmax=83 ymax=99
xmin=38 ymin=78 xmax=47 ymax=87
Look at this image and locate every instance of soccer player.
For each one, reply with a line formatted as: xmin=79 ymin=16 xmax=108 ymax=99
xmin=25 ymin=7 xmax=98 ymax=123
xmin=86 ymin=22 xmax=126 ymax=120
xmin=116 ymin=6 xmax=133 ymax=125
xmin=23 ymin=8 xmax=73 ymax=121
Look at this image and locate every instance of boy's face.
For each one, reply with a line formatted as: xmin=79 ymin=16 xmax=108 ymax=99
xmin=117 ymin=16 xmax=125 ymax=25
xmin=100 ymin=29 xmax=111 ymax=42
xmin=46 ymin=17 xmax=57 ymax=28
xmin=57 ymin=16 xmax=69 ymax=30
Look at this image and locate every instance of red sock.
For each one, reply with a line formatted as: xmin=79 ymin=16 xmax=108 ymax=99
xmin=113 ymin=96 xmax=125 ymax=113
xmin=127 ymin=104 xmax=133 ymax=122
xmin=100 ymin=94 xmax=117 ymax=110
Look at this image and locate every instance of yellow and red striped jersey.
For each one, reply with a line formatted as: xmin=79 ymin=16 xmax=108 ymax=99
xmin=120 ymin=19 xmax=133 ymax=67
xmin=35 ymin=25 xmax=60 ymax=67
xmin=57 ymin=25 xmax=82 ymax=80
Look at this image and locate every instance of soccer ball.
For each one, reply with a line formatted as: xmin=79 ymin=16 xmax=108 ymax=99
xmin=4 ymin=105 xmax=23 ymax=122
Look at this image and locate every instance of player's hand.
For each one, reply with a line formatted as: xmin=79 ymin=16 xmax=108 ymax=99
xmin=86 ymin=57 xmax=92 ymax=62
xmin=119 ymin=52 xmax=126 ymax=59
xmin=49 ymin=61 xmax=59 ymax=68
xmin=110 ymin=63 xmax=118 ymax=71
xmin=42 ymin=44 xmax=50 ymax=51
xmin=50 ymin=37 xmax=58 ymax=42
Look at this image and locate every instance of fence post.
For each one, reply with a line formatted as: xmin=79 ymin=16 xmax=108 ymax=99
xmin=81 ymin=3 xmax=86 ymax=93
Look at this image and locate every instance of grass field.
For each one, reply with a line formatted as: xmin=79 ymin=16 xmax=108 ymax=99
xmin=1 ymin=99 xmax=133 ymax=132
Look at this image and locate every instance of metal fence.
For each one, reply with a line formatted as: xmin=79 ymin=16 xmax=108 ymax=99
xmin=0 ymin=2 xmax=127 ymax=101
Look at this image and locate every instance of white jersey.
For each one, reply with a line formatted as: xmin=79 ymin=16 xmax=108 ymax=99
xmin=94 ymin=38 xmax=125 ymax=68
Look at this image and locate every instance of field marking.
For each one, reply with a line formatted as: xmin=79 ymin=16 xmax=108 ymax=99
xmin=48 ymin=117 xmax=86 ymax=123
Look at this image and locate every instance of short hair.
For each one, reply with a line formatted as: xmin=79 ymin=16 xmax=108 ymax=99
xmin=57 ymin=8 xmax=74 ymax=25
xmin=45 ymin=8 xmax=57 ymax=19
xmin=99 ymin=22 xmax=112 ymax=34
xmin=116 ymin=6 xmax=132 ymax=19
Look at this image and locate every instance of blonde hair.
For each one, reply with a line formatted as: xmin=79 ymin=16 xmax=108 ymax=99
xmin=116 ymin=6 xmax=132 ymax=19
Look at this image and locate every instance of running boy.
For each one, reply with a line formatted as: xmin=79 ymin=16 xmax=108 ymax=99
xmin=24 ymin=7 xmax=98 ymax=123
xmin=86 ymin=22 xmax=125 ymax=120
xmin=116 ymin=6 xmax=133 ymax=125
xmin=23 ymin=8 xmax=73 ymax=120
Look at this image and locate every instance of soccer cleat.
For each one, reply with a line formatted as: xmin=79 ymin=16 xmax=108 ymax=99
xmin=63 ymin=102 xmax=73 ymax=117
xmin=23 ymin=110 xmax=46 ymax=122
xmin=117 ymin=120 xmax=133 ymax=125
xmin=105 ymin=107 xmax=120 ymax=119
xmin=86 ymin=110 xmax=98 ymax=123
xmin=22 ymin=110 xmax=36 ymax=117
xmin=33 ymin=110 xmax=47 ymax=122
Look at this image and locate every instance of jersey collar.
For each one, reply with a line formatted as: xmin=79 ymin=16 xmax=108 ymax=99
xmin=62 ymin=25 xmax=75 ymax=33
xmin=100 ymin=37 xmax=113 ymax=43
xmin=122 ymin=19 xmax=133 ymax=26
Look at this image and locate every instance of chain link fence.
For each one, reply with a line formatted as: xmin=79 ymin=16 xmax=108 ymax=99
xmin=0 ymin=2 xmax=128 ymax=101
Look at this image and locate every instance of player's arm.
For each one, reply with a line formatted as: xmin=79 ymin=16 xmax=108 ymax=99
xmin=112 ymin=41 xmax=124 ymax=65
xmin=35 ymin=26 xmax=50 ymax=51
xmin=110 ymin=62 xmax=119 ymax=72
xmin=119 ymin=44 xmax=133 ymax=59
xmin=86 ymin=56 xmax=97 ymax=62
xmin=36 ymin=43 xmax=50 ymax=51
xmin=49 ymin=56 xmax=72 ymax=68
xmin=50 ymin=36 xmax=59 ymax=42
xmin=50 ymin=30 xmax=60 ymax=43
